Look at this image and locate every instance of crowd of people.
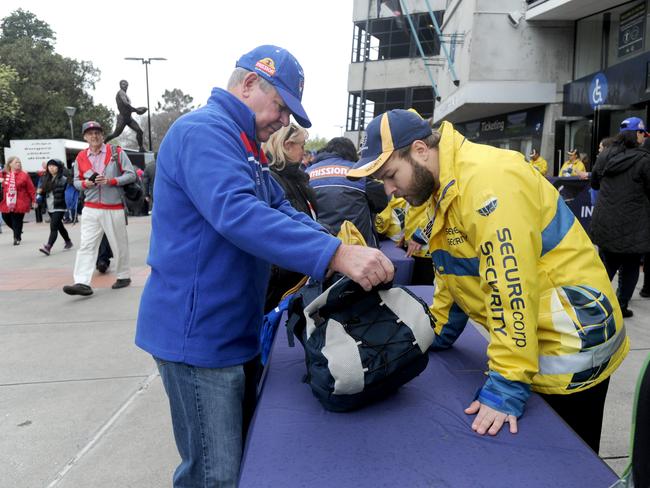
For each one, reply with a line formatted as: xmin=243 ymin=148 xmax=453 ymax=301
xmin=1 ymin=42 xmax=648 ymax=488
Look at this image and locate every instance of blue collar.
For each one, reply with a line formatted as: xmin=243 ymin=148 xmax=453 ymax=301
xmin=207 ymin=87 xmax=258 ymax=142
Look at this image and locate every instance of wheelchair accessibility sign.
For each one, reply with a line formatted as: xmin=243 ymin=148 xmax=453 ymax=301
xmin=589 ymin=73 xmax=608 ymax=109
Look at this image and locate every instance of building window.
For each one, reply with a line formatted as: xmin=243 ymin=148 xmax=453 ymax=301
xmin=351 ymin=12 xmax=443 ymax=62
xmin=346 ymin=87 xmax=435 ymax=132
xmin=574 ymin=0 xmax=649 ymax=79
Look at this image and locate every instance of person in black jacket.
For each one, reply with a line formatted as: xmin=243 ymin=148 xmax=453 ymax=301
xmin=263 ymin=123 xmax=320 ymax=311
xmin=308 ymin=137 xmax=387 ymax=248
xmin=591 ymin=117 xmax=650 ymax=317
xmin=38 ymin=159 xmax=73 ymax=255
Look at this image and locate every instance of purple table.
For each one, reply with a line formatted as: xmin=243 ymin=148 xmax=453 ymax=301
xmin=379 ymin=239 xmax=414 ymax=285
xmin=240 ymin=286 xmax=618 ymax=487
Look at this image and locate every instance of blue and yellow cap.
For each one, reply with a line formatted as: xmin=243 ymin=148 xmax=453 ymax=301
xmin=347 ymin=109 xmax=431 ymax=179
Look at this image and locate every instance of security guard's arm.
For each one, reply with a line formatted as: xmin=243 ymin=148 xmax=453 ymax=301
xmin=462 ymin=164 xmax=542 ymax=433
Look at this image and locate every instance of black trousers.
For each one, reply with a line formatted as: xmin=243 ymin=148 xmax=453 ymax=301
xmin=2 ymin=212 xmax=25 ymax=241
xmin=96 ymin=234 xmax=113 ymax=266
xmin=642 ymin=253 xmax=650 ymax=292
xmin=540 ymin=377 xmax=610 ymax=453
xmin=600 ymin=250 xmax=642 ymax=308
xmin=47 ymin=212 xmax=70 ymax=246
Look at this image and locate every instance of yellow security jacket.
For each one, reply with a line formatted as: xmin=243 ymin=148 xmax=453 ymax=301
xmin=376 ymin=196 xmax=431 ymax=258
xmin=559 ymin=159 xmax=586 ymax=176
xmin=530 ymin=156 xmax=547 ymax=175
xmin=375 ymin=196 xmax=406 ymax=243
xmin=427 ymin=122 xmax=628 ymax=417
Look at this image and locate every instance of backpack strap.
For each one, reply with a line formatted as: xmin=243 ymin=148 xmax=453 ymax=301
xmin=109 ymin=144 xmax=124 ymax=174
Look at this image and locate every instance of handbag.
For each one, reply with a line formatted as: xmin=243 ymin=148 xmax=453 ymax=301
xmin=286 ymin=276 xmax=435 ymax=412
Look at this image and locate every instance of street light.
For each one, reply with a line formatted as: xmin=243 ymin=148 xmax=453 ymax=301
xmin=64 ymin=106 xmax=76 ymax=139
xmin=124 ymin=56 xmax=167 ymax=152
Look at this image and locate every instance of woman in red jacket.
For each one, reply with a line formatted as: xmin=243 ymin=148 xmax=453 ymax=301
xmin=1 ymin=157 xmax=36 ymax=245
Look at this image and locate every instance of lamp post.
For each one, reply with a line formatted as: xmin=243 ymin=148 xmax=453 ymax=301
xmin=124 ymin=57 xmax=167 ymax=151
xmin=64 ymin=106 xmax=76 ymax=139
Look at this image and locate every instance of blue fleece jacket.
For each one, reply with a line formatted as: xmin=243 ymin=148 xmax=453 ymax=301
xmin=135 ymin=88 xmax=341 ymax=368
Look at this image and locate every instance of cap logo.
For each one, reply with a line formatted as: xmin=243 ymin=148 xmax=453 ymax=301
xmin=255 ymin=58 xmax=276 ymax=76
xmin=298 ymin=77 xmax=304 ymax=97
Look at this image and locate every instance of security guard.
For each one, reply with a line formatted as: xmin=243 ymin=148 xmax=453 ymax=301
xmin=348 ymin=109 xmax=628 ymax=453
xmin=529 ymin=148 xmax=547 ymax=175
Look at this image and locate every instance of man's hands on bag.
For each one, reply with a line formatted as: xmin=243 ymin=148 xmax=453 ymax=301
xmin=329 ymin=244 xmax=395 ymax=291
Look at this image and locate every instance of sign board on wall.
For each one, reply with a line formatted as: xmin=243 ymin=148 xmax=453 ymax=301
xmin=618 ymin=3 xmax=646 ymax=58
xmin=3 ymin=139 xmax=67 ymax=172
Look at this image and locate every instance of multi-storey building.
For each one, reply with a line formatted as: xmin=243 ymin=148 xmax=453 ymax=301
xmin=346 ymin=0 xmax=447 ymax=144
xmin=534 ymin=0 xmax=650 ymax=168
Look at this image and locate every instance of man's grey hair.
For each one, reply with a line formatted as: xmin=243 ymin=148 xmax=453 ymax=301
xmin=227 ymin=67 xmax=273 ymax=92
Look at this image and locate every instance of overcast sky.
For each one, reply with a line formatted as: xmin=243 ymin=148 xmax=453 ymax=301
xmin=1 ymin=0 xmax=353 ymax=140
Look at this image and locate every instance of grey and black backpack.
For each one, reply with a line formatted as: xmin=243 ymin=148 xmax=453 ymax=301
xmin=286 ymin=277 xmax=435 ymax=412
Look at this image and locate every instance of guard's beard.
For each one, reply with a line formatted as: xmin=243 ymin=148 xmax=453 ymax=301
xmin=405 ymin=158 xmax=437 ymax=207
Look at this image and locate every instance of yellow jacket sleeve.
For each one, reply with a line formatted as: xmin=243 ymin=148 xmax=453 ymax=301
xmin=429 ymin=275 xmax=469 ymax=350
xmin=459 ymin=163 xmax=542 ymax=416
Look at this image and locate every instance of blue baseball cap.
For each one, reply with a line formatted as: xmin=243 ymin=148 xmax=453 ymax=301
xmin=620 ymin=117 xmax=648 ymax=134
xmin=236 ymin=45 xmax=311 ymax=128
xmin=347 ymin=109 xmax=431 ymax=178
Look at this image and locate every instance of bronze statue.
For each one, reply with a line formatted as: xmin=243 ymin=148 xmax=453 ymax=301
xmin=104 ymin=80 xmax=148 ymax=152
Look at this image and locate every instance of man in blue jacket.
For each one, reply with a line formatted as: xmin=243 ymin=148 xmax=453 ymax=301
xmin=135 ymin=45 xmax=394 ymax=487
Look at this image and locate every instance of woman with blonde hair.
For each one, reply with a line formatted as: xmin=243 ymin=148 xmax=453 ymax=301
xmin=265 ymin=123 xmax=318 ymax=219
xmin=263 ymin=123 xmax=321 ymax=312
xmin=1 ymin=157 xmax=36 ymax=245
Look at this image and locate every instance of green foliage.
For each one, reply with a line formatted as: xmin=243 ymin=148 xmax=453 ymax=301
xmin=0 ymin=63 xmax=20 ymax=149
xmin=155 ymin=88 xmax=195 ymax=114
xmin=305 ymin=136 xmax=328 ymax=153
xmin=0 ymin=8 xmax=55 ymax=50
xmin=0 ymin=9 xmax=113 ymax=147
xmin=140 ymin=88 xmax=195 ymax=151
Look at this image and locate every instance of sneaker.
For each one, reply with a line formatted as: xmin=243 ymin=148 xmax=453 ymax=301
xmin=96 ymin=260 xmax=109 ymax=273
xmin=62 ymin=283 xmax=93 ymax=296
xmin=64 ymin=240 xmax=73 ymax=250
xmin=112 ymin=278 xmax=131 ymax=289
xmin=39 ymin=244 xmax=52 ymax=256
xmin=621 ymin=307 xmax=634 ymax=318
xmin=640 ymin=288 xmax=650 ymax=298
xmin=13 ymin=239 xmax=20 ymax=246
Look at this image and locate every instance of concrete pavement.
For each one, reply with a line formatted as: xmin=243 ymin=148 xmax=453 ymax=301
xmin=0 ymin=215 xmax=647 ymax=486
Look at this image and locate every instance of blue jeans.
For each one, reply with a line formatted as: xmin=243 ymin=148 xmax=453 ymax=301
xmin=156 ymin=358 xmax=246 ymax=488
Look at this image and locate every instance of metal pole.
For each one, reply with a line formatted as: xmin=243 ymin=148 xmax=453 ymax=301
xmin=400 ymin=0 xmax=441 ymax=101
xmin=423 ymin=0 xmax=460 ymax=85
xmin=68 ymin=117 xmax=74 ymax=139
xmin=144 ymin=60 xmax=152 ymax=152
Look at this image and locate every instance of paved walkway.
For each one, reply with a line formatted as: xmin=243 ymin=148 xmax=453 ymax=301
xmin=0 ymin=215 xmax=648 ymax=486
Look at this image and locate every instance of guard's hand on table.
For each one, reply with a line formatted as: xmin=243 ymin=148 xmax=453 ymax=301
xmin=405 ymin=239 xmax=422 ymax=257
xmin=464 ymin=400 xmax=518 ymax=436
xmin=329 ymin=244 xmax=395 ymax=291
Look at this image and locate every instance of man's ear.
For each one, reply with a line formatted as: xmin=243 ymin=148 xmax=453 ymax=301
xmin=411 ymin=139 xmax=428 ymax=160
xmin=241 ymin=72 xmax=259 ymax=99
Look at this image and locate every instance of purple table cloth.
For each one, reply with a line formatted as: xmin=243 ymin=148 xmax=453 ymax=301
xmin=379 ymin=239 xmax=414 ymax=285
xmin=240 ymin=286 xmax=618 ymax=487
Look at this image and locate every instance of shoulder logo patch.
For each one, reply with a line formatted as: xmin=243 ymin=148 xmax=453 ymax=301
xmin=477 ymin=197 xmax=498 ymax=217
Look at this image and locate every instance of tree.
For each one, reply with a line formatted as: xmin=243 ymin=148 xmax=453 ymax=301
xmin=0 ymin=63 xmax=20 ymax=151
xmin=305 ymin=136 xmax=328 ymax=153
xmin=0 ymin=10 xmax=113 ymax=144
xmin=155 ymin=88 xmax=195 ymax=114
xmin=0 ymin=8 xmax=55 ymax=50
xmin=139 ymin=88 xmax=195 ymax=151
